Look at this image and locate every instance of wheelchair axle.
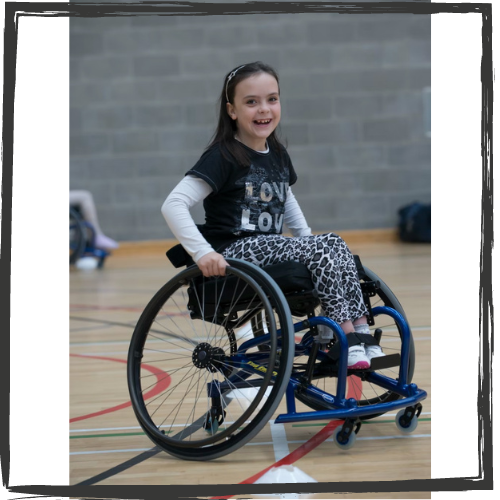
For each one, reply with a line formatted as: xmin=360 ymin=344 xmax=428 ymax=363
xmin=192 ymin=343 xmax=227 ymax=374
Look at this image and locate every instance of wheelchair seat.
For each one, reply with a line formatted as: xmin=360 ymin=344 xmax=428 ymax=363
xmin=165 ymin=243 xmax=373 ymax=317
xmin=167 ymin=243 xmax=321 ymax=316
xmin=165 ymin=243 xmax=374 ymax=318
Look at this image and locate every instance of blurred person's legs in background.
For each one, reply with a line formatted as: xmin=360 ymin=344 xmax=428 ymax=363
xmin=70 ymin=190 xmax=119 ymax=250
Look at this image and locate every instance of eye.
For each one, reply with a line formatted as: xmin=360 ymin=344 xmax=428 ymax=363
xmin=269 ymin=96 xmax=279 ymax=102
xmin=246 ymin=99 xmax=257 ymax=105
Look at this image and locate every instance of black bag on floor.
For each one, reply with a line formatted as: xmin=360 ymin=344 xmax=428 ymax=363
xmin=398 ymin=202 xmax=431 ymax=243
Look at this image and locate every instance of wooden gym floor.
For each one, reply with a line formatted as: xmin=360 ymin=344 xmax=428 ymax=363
xmin=69 ymin=237 xmax=431 ymax=498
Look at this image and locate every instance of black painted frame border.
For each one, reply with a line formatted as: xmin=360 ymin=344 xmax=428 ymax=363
xmin=0 ymin=2 xmax=493 ymax=498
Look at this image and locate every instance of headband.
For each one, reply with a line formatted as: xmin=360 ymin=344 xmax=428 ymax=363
xmin=225 ymin=65 xmax=246 ymax=103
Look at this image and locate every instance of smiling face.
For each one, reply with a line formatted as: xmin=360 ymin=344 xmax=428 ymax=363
xmin=226 ymin=72 xmax=281 ymax=151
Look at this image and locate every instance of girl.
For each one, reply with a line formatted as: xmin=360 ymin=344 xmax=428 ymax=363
xmin=161 ymin=61 xmax=384 ymax=369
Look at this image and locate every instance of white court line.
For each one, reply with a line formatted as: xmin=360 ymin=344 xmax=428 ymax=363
xmin=70 ymin=335 xmax=432 ymax=356
xmin=70 ymin=412 xmax=432 ymax=433
xmin=269 ymin=419 xmax=290 ymax=462
xmin=71 ymin=426 xmax=143 ymax=433
xmin=352 ymin=434 xmax=431 ymax=442
xmin=70 ymin=420 xmax=253 ymax=433
xmin=70 ymin=327 xmax=432 ymax=348
xmin=70 ymin=433 xmax=431 ymax=456
xmin=71 ymin=340 xmax=135 ymax=347
xmin=71 ymin=350 xmax=184 ymax=356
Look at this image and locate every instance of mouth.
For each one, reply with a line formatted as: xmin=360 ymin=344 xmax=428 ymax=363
xmin=254 ymin=119 xmax=272 ymax=126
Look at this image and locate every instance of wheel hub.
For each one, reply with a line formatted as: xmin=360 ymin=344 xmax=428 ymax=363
xmin=192 ymin=343 xmax=225 ymax=372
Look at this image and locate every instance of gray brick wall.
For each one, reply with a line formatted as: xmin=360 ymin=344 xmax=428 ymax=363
xmin=70 ymin=4 xmax=431 ymax=242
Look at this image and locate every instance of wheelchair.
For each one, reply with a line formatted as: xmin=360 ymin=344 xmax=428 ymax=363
xmin=70 ymin=206 xmax=109 ymax=267
xmin=127 ymin=244 xmax=427 ymax=461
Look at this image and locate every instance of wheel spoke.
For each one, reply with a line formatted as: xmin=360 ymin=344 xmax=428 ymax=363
xmin=127 ymin=261 xmax=293 ymax=459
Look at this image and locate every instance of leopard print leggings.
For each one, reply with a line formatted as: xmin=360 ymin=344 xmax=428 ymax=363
xmin=222 ymin=233 xmax=368 ymax=324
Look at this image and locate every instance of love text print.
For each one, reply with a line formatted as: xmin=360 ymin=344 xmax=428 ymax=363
xmin=240 ymin=181 xmax=288 ymax=232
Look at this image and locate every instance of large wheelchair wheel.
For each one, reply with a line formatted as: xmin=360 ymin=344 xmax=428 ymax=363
xmin=127 ymin=259 xmax=294 ymax=461
xmin=69 ymin=207 xmax=85 ymax=264
xmin=294 ymin=265 xmax=415 ymax=418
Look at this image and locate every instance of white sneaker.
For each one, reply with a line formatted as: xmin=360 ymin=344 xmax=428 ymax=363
xmin=365 ymin=345 xmax=385 ymax=361
xmin=347 ymin=345 xmax=370 ymax=370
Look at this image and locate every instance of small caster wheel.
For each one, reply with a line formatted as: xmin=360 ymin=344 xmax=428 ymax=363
xmin=396 ymin=408 xmax=419 ymax=433
xmin=205 ymin=417 xmax=219 ymax=434
xmin=203 ymin=409 xmax=225 ymax=434
xmin=333 ymin=425 xmax=357 ymax=450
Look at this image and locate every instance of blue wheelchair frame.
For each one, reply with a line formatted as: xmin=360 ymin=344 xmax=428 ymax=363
xmin=209 ymin=305 xmax=426 ymax=427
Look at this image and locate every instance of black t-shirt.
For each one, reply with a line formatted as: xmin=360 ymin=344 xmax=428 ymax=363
xmin=186 ymin=142 xmax=298 ymax=252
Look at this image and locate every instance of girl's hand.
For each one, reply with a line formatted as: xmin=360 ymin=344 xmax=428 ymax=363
xmin=197 ymin=252 xmax=229 ymax=277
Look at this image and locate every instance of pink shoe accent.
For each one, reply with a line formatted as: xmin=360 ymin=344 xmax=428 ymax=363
xmin=347 ymin=345 xmax=370 ymax=370
xmin=347 ymin=360 xmax=370 ymax=370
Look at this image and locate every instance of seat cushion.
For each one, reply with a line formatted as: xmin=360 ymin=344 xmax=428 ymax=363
xmin=261 ymin=261 xmax=314 ymax=294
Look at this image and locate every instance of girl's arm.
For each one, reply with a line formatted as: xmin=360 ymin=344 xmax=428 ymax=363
xmin=284 ymin=187 xmax=312 ymax=237
xmin=161 ymin=176 xmax=228 ymax=276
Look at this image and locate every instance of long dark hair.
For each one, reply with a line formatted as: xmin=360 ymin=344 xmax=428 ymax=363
xmin=206 ymin=61 xmax=285 ymax=167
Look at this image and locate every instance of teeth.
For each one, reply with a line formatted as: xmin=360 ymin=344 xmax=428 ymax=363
xmin=256 ymin=119 xmax=271 ymax=124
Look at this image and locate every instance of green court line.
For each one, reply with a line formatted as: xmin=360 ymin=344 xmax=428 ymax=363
xmin=71 ymin=419 xmax=431 ymax=439
xmin=292 ymin=418 xmax=431 ymax=428
xmin=71 ymin=432 xmax=146 ymax=439
xmin=70 ymin=431 xmax=171 ymax=439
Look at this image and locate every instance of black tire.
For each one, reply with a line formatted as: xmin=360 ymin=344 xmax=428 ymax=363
xmin=294 ymin=265 xmax=415 ymax=418
xmin=69 ymin=207 xmax=85 ymax=264
xmin=127 ymin=259 xmax=294 ymax=461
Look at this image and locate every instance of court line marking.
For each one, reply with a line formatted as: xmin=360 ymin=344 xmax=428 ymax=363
xmin=70 ymin=316 xmax=138 ymax=331
xmin=70 ymin=354 xmax=171 ymax=423
xmin=69 ymin=420 xmax=431 ymax=441
xmin=71 ymin=380 xmax=430 ymax=488
xmin=71 ymin=322 xmax=430 ymax=484
xmin=73 ymin=448 xmax=162 ymax=486
xmin=70 ymin=340 xmax=133 ymax=347
xmin=69 ymin=412 xmax=432 ymax=434
xmin=69 ymin=334 xmax=432 ymax=351
xmin=71 ymin=349 xmax=186 ymax=356
xmin=71 ymin=304 xmax=147 ymax=312
xmin=70 ymin=336 xmax=432 ymax=357
xmin=211 ymin=432 xmax=430 ymax=499
xmin=214 ymin=375 xmax=428 ymax=496
xmin=70 ymin=341 xmax=432 ymax=357
xmin=69 ymin=325 xmax=432 ymax=347
xmin=269 ymin=419 xmax=290 ymax=462
xmin=71 ymin=448 xmax=156 ymax=456
xmin=70 ymin=433 xmax=431 ymax=456
xmin=70 ymin=418 xmax=269 ymax=433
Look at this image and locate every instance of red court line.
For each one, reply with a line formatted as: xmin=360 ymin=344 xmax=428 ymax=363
xmin=70 ymin=354 xmax=171 ymax=423
xmin=211 ymin=375 xmax=361 ymax=499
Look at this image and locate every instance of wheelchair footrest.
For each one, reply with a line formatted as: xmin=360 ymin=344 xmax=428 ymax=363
xmin=369 ymin=353 xmax=401 ymax=370
xmin=316 ymin=353 xmax=401 ymax=376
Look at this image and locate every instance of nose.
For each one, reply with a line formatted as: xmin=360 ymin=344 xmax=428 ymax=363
xmin=259 ymin=101 xmax=269 ymax=113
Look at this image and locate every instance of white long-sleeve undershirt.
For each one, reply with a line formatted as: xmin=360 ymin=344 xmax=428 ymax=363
xmin=161 ymin=175 xmax=312 ymax=263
